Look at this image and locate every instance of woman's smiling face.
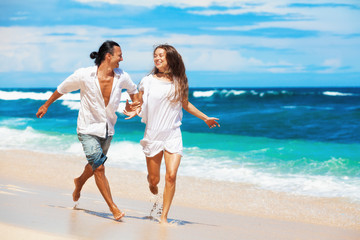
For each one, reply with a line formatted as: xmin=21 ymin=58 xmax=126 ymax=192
xmin=153 ymin=48 xmax=168 ymax=72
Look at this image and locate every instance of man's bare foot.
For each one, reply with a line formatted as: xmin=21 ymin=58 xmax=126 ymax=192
xmin=110 ymin=206 xmax=125 ymax=221
xmin=73 ymin=178 xmax=81 ymax=202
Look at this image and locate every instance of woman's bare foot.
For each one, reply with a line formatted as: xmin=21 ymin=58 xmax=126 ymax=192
xmin=159 ymin=216 xmax=169 ymax=225
xmin=72 ymin=178 xmax=81 ymax=202
xmin=149 ymin=185 xmax=158 ymax=195
xmin=147 ymin=175 xmax=158 ymax=195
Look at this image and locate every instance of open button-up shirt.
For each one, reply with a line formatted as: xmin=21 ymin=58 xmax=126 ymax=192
xmin=57 ymin=66 xmax=138 ymax=138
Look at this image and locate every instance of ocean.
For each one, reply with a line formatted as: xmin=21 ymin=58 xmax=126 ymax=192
xmin=1 ymin=87 xmax=359 ymax=202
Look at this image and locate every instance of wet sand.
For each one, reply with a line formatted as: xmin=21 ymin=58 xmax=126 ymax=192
xmin=0 ymin=149 xmax=359 ymax=240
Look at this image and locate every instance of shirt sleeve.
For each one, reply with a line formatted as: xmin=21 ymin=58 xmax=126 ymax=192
xmin=57 ymin=69 xmax=82 ymax=94
xmin=122 ymin=72 xmax=138 ymax=95
xmin=138 ymin=76 xmax=149 ymax=92
xmin=137 ymin=76 xmax=150 ymax=124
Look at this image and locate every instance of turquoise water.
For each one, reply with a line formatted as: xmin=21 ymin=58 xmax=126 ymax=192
xmin=0 ymin=88 xmax=359 ymax=201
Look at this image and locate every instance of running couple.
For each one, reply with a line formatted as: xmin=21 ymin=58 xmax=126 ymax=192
xmin=36 ymin=40 xmax=220 ymax=224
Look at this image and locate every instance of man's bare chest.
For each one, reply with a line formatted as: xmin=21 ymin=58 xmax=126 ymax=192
xmin=98 ymin=77 xmax=114 ymax=105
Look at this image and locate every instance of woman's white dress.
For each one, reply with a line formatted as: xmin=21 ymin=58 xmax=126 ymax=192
xmin=138 ymin=74 xmax=183 ymax=157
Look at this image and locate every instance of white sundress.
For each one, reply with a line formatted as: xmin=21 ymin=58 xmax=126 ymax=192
xmin=138 ymin=75 xmax=183 ymax=157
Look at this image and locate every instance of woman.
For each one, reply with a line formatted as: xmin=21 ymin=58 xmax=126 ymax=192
xmin=125 ymin=44 xmax=219 ymax=224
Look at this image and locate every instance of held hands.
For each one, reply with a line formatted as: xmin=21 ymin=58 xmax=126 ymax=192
xmin=204 ymin=117 xmax=220 ymax=128
xmin=36 ymin=105 xmax=48 ymax=118
xmin=123 ymin=100 xmax=141 ymax=120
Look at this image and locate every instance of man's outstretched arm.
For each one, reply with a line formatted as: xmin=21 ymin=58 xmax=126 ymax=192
xmin=36 ymin=90 xmax=63 ymax=118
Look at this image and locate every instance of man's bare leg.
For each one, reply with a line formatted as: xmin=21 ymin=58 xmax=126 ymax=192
xmin=93 ymin=164 xmax=125 ymax=220
xmin=160 ymin=151 xmax=181 ymax=224
xmin=73 ymin=163 xmax=93 ymax=202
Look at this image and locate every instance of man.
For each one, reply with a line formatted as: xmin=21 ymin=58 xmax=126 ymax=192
xmin=36 ymin=40 xmax=138 ymax=220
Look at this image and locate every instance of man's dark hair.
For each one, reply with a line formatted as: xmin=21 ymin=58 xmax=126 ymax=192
xmin=90 ymin=40 xmax=120 ymax=66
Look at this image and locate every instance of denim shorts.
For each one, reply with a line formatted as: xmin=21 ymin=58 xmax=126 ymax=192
xmin=77 ymin=133 xmax=113 ymax=171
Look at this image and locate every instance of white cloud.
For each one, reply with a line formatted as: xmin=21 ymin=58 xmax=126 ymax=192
xmin=0 ymin=26 xmax=273 ymax=73
xmin=72 ymin=0 xmax=360 ymax=36
xmin=142 ymin=34 xmax=308 ymax=73
xmin=181 ymin=48 xmax=306 ymax=73
xmin=206 ymin=5 xmax=360 ymax=35
xmin=182 ymin=48 xmax=259 ymax=71
xmin=9 ymin=11 xmax=29 ymax=21
xmin=74 ymin=0 xmax=360 ymax=9
xmin=0 ymin=26 xmax=155 ymax=72
xmin=0 ymin=25 xmax=359 ymax=75
xmin=74 ymin=0 xmax=249 ymax=8
xmin=318 ymin=58 xmax=342 ymax=73
xmin=323 ymin=58 xmax=341 ymax=68
xmin=189 ymin=2 xmax=290 ymax=16
xmin=10 ymin=16 xmax=28 ymax=21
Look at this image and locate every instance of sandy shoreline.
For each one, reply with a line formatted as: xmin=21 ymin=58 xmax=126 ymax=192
xmin=1 ymin=149 xmax=359 ymax=239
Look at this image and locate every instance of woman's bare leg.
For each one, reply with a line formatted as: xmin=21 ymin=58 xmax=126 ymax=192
xmin=161 ymin=151 xmax=181 ymax=224
xmin=146 ymin=151 xmax=163 ymax=195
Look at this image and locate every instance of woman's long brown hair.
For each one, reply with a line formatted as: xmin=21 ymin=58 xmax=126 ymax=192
xmin=151 ymin=44 xmax=189 ymax=103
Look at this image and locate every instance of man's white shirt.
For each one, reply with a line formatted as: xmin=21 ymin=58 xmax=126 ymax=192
xmin=57 ymin=66 xmax=138 ymax=138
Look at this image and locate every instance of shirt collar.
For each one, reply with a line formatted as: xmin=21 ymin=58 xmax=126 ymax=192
xmin=90 ymin=66 xmax=98 ymax=78
xmin=90 ymin=66 xmax=121 ymax=80
xmin=113 ymin=68 xmax=122 ymax=80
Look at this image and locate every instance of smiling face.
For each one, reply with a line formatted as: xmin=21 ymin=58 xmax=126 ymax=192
xmin=108 ymin=46 xmax=123 ymax=69
xmin=153 ymin=48 xmax=168 ymax=72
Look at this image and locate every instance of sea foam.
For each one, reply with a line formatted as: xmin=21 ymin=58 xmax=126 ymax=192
xmin=1 ymin=126 xmax=359 ymax=202
xmin=0 ymin=90 xmax=80 ymax=101
xmin=0 ymin=90 xmax=131 ymax=102
xmin=0 ymin=126 xmax=76 ymax=153
xmin=193 ymin=90 xmax=215 ymax=97
xmin=323 ymin=91 xmax=355 ymax=97
xmin=180 ymin=150 xmax=360 ymax=201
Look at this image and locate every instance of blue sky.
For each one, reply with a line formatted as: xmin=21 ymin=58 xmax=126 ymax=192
xmin=0 ymin=0 xmax=359 ymax=88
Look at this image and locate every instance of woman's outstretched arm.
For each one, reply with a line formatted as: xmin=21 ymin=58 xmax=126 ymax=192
xmin=182 ymin=100 xmax=220 ymax=128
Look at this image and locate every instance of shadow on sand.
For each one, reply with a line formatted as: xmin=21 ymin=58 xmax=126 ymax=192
xmin=47 ymin=204 xmax=218 ymax=227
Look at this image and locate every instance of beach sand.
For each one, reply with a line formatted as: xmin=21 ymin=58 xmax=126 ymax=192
xmin=0 ymin=149 xmax=359 ymax=240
